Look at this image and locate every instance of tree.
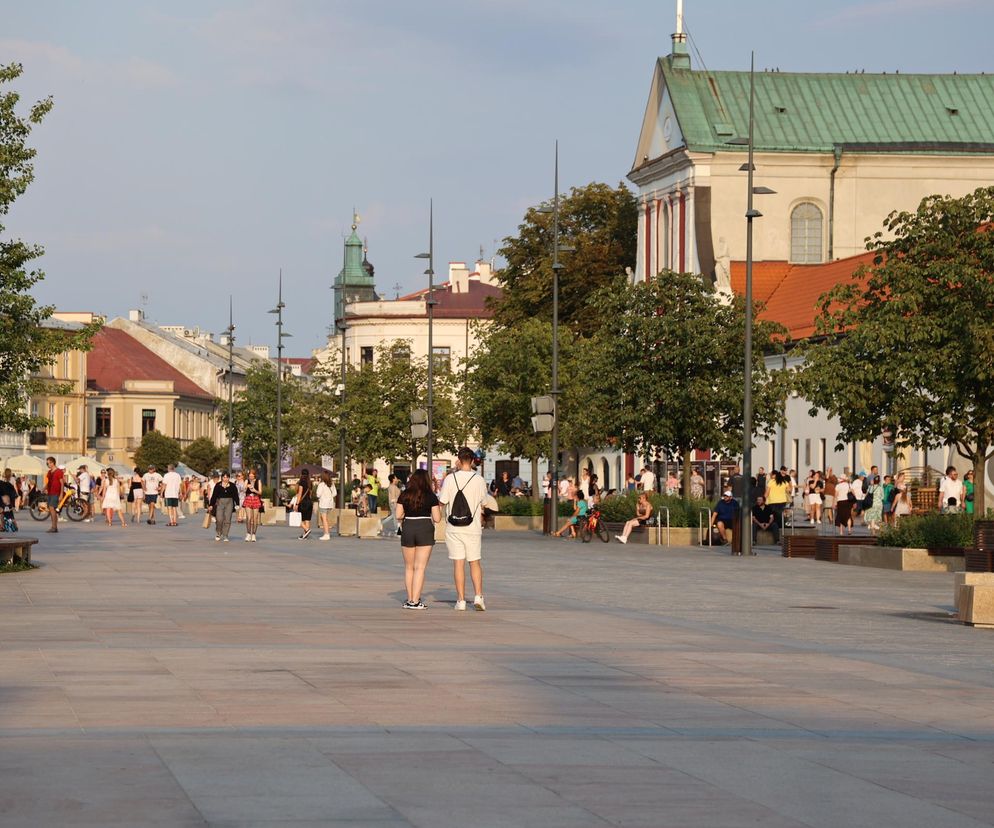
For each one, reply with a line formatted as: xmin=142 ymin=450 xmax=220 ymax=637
xmin=181 ymin=436 xmax=227 ymax=475
xmin=800 ymin=187 xmax=994 ymax=513
xmin=133 ymin=430 xmax=182 ymax=470
xmin=0 ymin=63 xmax=99 ymax=430
xmin=230 ymin=362 xmax=300 ymax=483
xmin=492 ymin=182 xmax=637 ymax=337
xmin=593 ymin=271 xmax=788 ymax=500
xmin=465 ymin=317 xmax=612 ymax=494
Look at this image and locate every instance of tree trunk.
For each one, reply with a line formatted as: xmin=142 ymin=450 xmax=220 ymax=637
xmin=531 ymin=456 xmax=540 ymax=502
xmin=681 ymin=447 xmax=692 ymax=503
xmin=974 ymin=448 xmax=989 ymax=516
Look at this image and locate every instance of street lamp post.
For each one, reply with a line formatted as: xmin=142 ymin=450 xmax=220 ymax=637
xmin=225 ymin=296 xmax=235 ymax=472
xmin=550 ymin=145 xmax=563 ymax=532
xmin=415 ymin=200 xmax=436 ymax=479
xmin=338 ymin=313 xmax=347 ymax=509
xmin=268 ymin=271 xmax=291 ymax=504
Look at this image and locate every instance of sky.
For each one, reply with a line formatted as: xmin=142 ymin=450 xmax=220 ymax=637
xmin=4 ymin=0 xmax=992 ymax=354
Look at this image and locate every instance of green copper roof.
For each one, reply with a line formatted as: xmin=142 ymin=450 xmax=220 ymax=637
xmin=335 ymin=226 xmax=371 ymax=286
xmin=661 ymin=57 xmax=994 ymax=154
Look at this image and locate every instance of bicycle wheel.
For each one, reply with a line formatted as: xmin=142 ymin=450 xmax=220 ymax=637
xmin=580 ymin=523 xmax=592 ymax=543
xmin=29 ymin=501 xmax=48 ymax=521
xmin=596 ymin=522 xmax=610 ymax=543
xmin=65 ymin=498 xmax=86 ymax=521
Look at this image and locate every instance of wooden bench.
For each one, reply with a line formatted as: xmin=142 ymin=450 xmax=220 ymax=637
xmin=814 ymin=535 xmax=878 ymax=562
xmin=782 ymin=534 xmax=818 ymax=558
xmin=0 ymin=537 xmax=38 ymax=566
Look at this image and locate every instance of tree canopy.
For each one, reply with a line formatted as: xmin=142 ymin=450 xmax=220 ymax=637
xmin=229 ymin=361 xmax=300 ymax=482
xmin=0 ymin=63 xmax=99 ymax=431
xmin=800 ymin=186 xmax=994 ymax=512
xmin=491 ymin=182 xmax=637 ymax=337
xmin=593 ymin=271 xmax=788 ymax=497
xmin=133 ymin=430 xmax=182 ymax=471
xmin=181 ymin=436 xmax=227 ymax=475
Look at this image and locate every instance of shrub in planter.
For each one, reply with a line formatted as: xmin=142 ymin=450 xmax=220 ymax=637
xmin=877 ymin=513 xmax=974 ymax=549
xmin=596 ymin=491 xmax=710 ymax=527
xmin=495 ymin=496 xmax=572 ymax=517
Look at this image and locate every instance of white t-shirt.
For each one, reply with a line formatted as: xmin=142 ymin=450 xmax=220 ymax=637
xmin=836 ymin=480 xmax=851 ymax=502
xmin=78 ymin=471 xmax=91 ymax=494
xmin=850 ymin=477 xmax=865 ymax=501
xmin=162 ymin=471 xmax=182 ymax=499
xmin=640 ymin=470 xmax=656 ymax=492
xmin=142 ymin=472 xmax=163 ymax=496
xmin=438 ymin=469 xmax=489 ymax=535
xmin=316 ymin=481 xmax=337 ymax=509
xmin=939 ymin=476 xmax=964 ymax=507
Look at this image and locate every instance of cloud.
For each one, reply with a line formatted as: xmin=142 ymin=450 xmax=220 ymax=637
xmin=0 ymin=38 xmax=179 ymax=91
xmin=817 ymin=0 xmax=982 ymax=26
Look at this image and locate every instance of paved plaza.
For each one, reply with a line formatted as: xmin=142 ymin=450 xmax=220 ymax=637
xmin=2 ymin=518 xmax=994 ymax=827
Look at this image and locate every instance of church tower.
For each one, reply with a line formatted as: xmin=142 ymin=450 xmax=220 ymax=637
xmin=333 ymin=212 xmax=378 ymax=325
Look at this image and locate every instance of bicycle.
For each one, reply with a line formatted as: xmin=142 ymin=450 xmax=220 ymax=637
xmin=580 ymin=506 xmax=610 ymax=543
xmin=29 ymin=487 xmax=86 ymax=522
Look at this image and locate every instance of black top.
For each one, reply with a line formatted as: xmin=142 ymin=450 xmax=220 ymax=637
xmin=0 ymin=479 xmax=17 ymax=506
xmin=209 ymin=482 xmax=240 ymax=506
xmin=492 ymin=478 xmax=512 ymax=497
xmin=397 ymin=489 xmax=439 ymax=518
xmin=752 ymin=504 xmax=774 ymax=525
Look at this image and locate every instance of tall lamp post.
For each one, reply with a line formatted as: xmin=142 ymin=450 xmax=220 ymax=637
xmin=268 ymin=271 xmax=291 ymax=504
xmin=415 ymin=200 xmax=436 ymax=477
xmin=729 ymin=53 xmax=775 ymax=557
xmin=337 ymin=310 xmax=347 ymax=509
xmin=224 ymin=296 xmax=235 ymax=472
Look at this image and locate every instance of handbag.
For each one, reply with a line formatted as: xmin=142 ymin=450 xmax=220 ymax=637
xmin=202 ymin=509 xmax=212 ymax=529
xmin=288 ymin=511 xmax=302 ymax=528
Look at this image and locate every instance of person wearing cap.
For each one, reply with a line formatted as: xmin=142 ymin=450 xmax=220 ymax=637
xmin=710 ymin=489 xmax=739 ymax=548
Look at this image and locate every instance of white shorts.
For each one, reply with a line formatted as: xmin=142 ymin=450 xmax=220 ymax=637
xmin=445 ymin=531 xmax=482 ymax=562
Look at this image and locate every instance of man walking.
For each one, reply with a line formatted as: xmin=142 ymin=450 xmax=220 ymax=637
xmin=381 ymin=473 xmax=402 ymax=537
xmin=77 ymin=464 xmax=92 ymax=522
xmin=439 ymin=446 xmax=490 ymax=611
xmin=44 ymin=456 xmax=63 ymax=533
xmin=162 ymin=464 xmax=183 ymax=526
xmin=639 ymin=465 xmax=656 ymax=493
xmin=142 ymin=464 xmax=163 ymax=525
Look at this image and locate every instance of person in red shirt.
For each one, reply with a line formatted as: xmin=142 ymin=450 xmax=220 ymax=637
xmin=44 ymin=456 xmax=64 ymax=533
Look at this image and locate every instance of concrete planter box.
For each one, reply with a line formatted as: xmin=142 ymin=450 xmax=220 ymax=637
xmin=492 ymin=515 xmax=543 ymax=532
xmin=838 ymin=544 xmax=966 ymax=573
xmin=260 ymin=503 xmax=285 ymax=526
xmin=602 ymin=523 xmax=699 ymax=547
xmin=954 ymin=572 xmax=994 ymax=616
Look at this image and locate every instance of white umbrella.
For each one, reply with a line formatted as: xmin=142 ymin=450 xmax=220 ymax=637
xmin=65 ymin=455 xmax=105 ymax=475
xmin=3 ymin=454 xmax=45 ymax=475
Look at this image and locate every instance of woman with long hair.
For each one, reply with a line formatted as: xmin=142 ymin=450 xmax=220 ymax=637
xmin=242 ymin=468 xmax=262 ymax=542
xmin=765 ymin=468 xmax=791 ymax=532
xmin=395 ymin=469 xmax=441 ymax=610
xmin=101 ymin=468 xmax=127 ymax=527
xmin=294 ymin=469 xmax=314 ymax=540
xmin=316 ymin=471 xmax=337 ymax=540
xmin=128 ymin=467 xmax=144 ymax=525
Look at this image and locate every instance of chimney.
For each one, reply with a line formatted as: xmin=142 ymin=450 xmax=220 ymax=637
xmin=128 ymin=309 xmax=144 ymax=322
xmin=670 ymin=0 xmax=691 ymax=70
xmin=449 ymin=261 xmax=470 ymax=294
xmin=474 ymin=259 xmax=497 ymax=286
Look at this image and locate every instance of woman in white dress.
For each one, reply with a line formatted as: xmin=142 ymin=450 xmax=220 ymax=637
xmin=102 ymin=468 xmax=127 ymax=527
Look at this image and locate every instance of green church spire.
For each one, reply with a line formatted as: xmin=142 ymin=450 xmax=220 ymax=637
xmin=334 ymin=210 xmax=377 ymax=324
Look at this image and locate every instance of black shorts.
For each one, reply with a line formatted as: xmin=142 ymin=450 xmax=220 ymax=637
xmin=145 ymin=494 xmax=158 ymax=505
xmin=298 ymin=498 xmax=313 ymax=521
xmin=400 ymin=519 xmax=435 ymax=547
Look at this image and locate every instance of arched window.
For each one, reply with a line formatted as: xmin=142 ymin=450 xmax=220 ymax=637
xmin=790 ymin=202 xmax=824 ymax=263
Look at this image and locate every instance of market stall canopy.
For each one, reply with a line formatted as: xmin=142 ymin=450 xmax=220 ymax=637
xmin=3 ymin=454 xmax=45 ymax=475
xmin=65 ymin=456 xmax=105 ymax=475
xmin=285 ymin=463 xmax=331 ymax=478
xmin=175 ymin=462 xmax=207 ymax=480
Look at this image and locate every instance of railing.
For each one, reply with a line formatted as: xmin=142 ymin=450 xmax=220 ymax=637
xmin=654 ymin=507 xmax=670 ymax=546
xmin=698 ymin=508 xmax=712 ymax=547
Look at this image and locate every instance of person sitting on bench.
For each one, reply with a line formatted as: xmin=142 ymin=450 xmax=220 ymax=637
xmin=751 ymin=495 xmax=780 ymax=545
xmin=616 ymin=492 xmax=653 ymax=544
xmin=711 ymin=489 xmax=739 ymax=544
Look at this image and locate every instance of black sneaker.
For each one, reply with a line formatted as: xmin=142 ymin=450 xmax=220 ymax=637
xmin=404 ymin=600 xmax=427 ymax=610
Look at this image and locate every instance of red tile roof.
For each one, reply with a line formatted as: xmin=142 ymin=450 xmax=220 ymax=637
xmin=379 ymin=280 xmax=502 ymax=318
xmin=730 ymin=260 xmax=792 ymax=303
xmin=732 ymin=252 xmax=876 ymax=340
xmin=88 ymin=328 xmax=212 ymax=398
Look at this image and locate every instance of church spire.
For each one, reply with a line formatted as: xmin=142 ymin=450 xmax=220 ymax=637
xmin=670 ymin=0 xmax=691 ymax=70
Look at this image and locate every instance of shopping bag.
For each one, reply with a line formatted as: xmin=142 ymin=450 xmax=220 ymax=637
xmin=202 ymin=510 xmax=212 ymax=529
xmin=288 ymin=511 xmax=302 ymax=528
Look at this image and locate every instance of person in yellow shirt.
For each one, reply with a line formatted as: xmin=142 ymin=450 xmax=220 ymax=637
xmin=764 ymin=468 xmax=791 ymax=533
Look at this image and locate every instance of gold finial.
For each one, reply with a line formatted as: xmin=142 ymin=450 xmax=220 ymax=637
xmin=352 ymin=208 xmax=361 ymax=231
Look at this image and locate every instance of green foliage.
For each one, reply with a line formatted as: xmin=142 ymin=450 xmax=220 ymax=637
xmin=181 ymin=436 xmax=227 ymax=475
xmin=596 ymin=491 xmax=711 ymax=527
xmin=492 ymin=182 xmax=637 ymax=337
xmin=0 ymin=63 xmax=99 ymax=431
xmin=230 ymin=361 xmax=299 ymax=481
xmin=801 ymin=186 xmax=994 ymax=514
xmin=593 ymin=272 xmax=788 ymax=482
xmin=877 ymin=513 xmax=974 ymax=549
xmin=495 ymin=496 xmax=572 ymax=517
xmin=133 ymin=430 xmax=181 ymax=470
xmin=464 ymin=318 xmax=611 ymax=465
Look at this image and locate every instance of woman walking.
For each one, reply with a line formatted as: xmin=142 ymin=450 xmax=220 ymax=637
xmin=316 ymin=471 xmax=337 ymax=540
xmin=806 ymin=471 xmax=824 ymax=525
xmin=395 ymin=469 xmax=441 ymax=610
xmin=964 ymin=470 xmax=976 ymax=516
xmin=293 ymin=469 xmax=314 ymax=540
xmin=128 ymin=468 xmax=144 ymax=525
xmin=892 ymin=471 xmax=912 ymax=523
xmin=242 ymin=469 xmax=262 ymax=542
xmin=862 ymin=474 xmax=884 ymax=534
xmin=834 ymin=474 xmax=854 ymax=536
xmin=765 ymin=469 xmax=791 ymax=532
xmin=209 ymin=472 xmax=240 ymax=542
xmin=235 ymin=471 xmax=247 ymax=524
xmin=188 ymin=476 xmax=203 ymax=514
xmin=101 ymin=468 xmax=127 ymax=527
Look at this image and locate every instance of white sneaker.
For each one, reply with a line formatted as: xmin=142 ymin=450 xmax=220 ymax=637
xmin=615 ymin=535 xmax=628 ymax=544
xmin=251 ymin=534 xmax=256 ymax=541
xmin=320 ymin=534 xmax=331 ymax=540
xmin=473 ymin=595 xmax=486 ymax=612
xmin=222 ymin=538 xmax=229 ymax=543
xmin=215 ymin=536 xmax=221 ymax=542
xmin=454 ymin=600 xmax=467 ymax=611
xmin=245 ymin=536 xmax=252 ymax=542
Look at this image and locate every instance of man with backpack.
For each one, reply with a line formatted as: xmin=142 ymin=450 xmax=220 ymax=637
xmin=439 ymin=446 xmax=490 ymax=611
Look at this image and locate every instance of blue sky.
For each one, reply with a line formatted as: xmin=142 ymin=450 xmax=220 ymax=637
xmin=4 ymin=0 xmax=992 ymax=353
